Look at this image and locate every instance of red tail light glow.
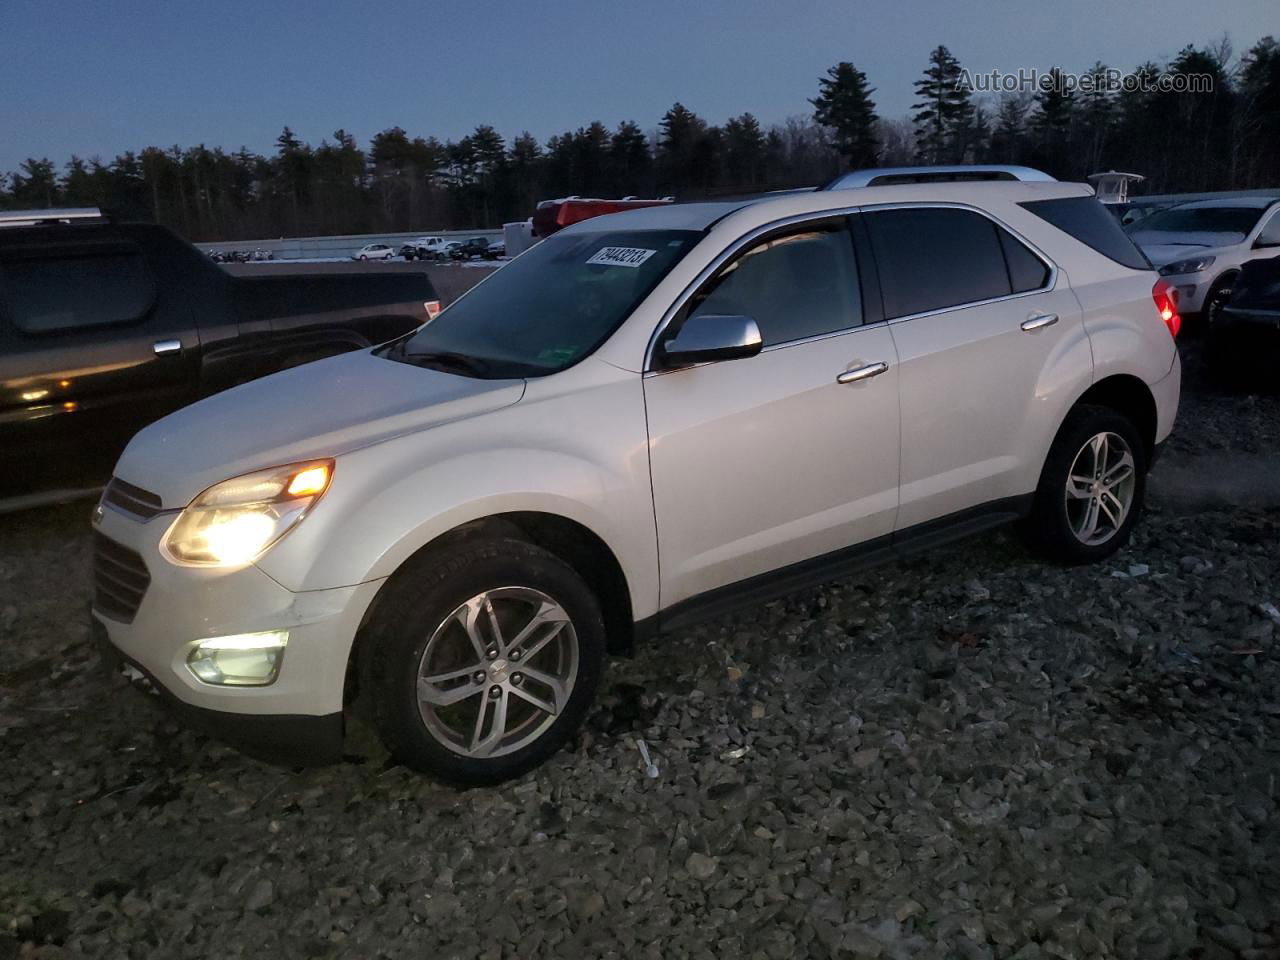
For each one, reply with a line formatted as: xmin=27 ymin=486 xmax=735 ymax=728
xmin=424 ymin=300 xmax=442 ymax=319
xmin=1152 ymin=279 xmax=1181 ymax=338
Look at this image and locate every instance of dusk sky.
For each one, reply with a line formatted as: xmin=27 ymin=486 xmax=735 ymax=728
xmin=2 ymin=0 xmax=1275 ymax=172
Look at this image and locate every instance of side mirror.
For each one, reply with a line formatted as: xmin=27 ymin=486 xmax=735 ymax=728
xmin=659 ymin=314 xmax=763 ymax=367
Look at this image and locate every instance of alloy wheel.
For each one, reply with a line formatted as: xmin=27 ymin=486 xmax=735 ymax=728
xmin=1063 ymin=431 xmax=1137 ymax=546
xmin=415 ymin=587 xmax=578 ymax=758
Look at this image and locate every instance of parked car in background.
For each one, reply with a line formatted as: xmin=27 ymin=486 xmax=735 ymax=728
xmin=451 ymin=237 xmax=494 ymax=261
xmin=92 ymin=168 xmax=1180 ymax=784
xmin=485 ymin=237 xmax=506 ymax=259
xmin=353 ymin=243 xmax=396 ymax=261
xmin=440 ymin=240 xmax=463 ymax=261
xmin=1127 ymin=196 xmax=1280 ymax=321
xmin=409 ymin=237 xmax=453 ymax=261
xmin=0 ymin=209 xmax=438 ymax=506
xmin=1207 ymin=253 xmax=1280 ymax=374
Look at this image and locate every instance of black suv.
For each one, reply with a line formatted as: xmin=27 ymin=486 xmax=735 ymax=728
xmin=0 ymin=209 xmax=438 ymax=505
xmin=451 ymin=237 xmax=497 ymax=261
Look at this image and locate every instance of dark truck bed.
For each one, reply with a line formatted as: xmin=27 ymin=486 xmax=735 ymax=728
xmin=0 ymin=217 xmax=436 ymax=505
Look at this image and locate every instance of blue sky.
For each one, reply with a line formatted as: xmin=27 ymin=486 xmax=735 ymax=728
xmin=1 ymin=0 xmax=1275 ymax=172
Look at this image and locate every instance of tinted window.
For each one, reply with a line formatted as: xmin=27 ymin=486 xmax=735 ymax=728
xmin=389 ymin=229 xmax=698 ymax=378
xmin=1255 ymin=213 xmax=1280 ymax=247
xmin=998 ymin=228 xmax=1051 ymax=293
xmin=687 ymin=224 xmax=862 ymax=346
xmin=1021 ymin=196 xmax=1150 ymax=270
xmin=0 ymin=252 xmax=156 ymax=334
xmin=1132 ymin=204 xmax=1265 ymax=238
xmin=866 ymin=208 xmax=1011 ymax=319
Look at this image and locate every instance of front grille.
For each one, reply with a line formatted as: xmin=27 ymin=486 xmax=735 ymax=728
xmin=92 ymin=532 xmax=151 ymax=623
xmin=103 ymin=477 xmax=163 ymax=520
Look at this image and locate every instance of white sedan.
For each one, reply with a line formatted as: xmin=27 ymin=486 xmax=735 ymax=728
xmin=353 ymin=243 xmax=396 ymax=261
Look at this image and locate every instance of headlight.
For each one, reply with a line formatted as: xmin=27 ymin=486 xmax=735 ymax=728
xmin=1158 ymin=255 xmax=1215 ymax=276
xmin=162 ymin=460 xmax=333 ymax=566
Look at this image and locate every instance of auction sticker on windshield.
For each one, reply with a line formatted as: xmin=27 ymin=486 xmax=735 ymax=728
xmin=586 ymin=246 xmax=656 ymax=268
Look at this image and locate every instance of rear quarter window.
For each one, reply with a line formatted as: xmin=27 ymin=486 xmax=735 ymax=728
xmin=0 ymin=251 xmax=157 ymax=334
xmin=1020 ymin=196 xmax=1151 ymax=271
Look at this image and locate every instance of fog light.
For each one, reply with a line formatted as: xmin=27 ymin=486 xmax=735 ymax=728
xmin=187 ymin=630 xmax=288 ymax=686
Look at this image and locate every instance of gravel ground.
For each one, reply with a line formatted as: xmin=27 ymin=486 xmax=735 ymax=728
xmin=1 ymin=344 xmax=1278 ymax=959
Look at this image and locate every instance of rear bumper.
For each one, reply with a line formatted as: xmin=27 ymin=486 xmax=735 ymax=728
xmin=95 ymin=620 xmax=343 ymax=766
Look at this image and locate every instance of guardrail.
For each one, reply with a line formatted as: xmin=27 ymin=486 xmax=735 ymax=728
xmin=200 ymin=229 xmax=504 ymax=261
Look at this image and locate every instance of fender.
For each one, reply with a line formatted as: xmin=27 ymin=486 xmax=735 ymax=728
xmin=255 ymin=370 xmax=660 ymax=620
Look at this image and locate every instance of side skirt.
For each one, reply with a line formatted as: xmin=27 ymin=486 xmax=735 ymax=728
xmin=635 ymin=494 xmax=1033 ymax=640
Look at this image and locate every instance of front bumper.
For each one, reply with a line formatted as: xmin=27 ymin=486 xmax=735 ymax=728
xmin=90 ymin=498 xmax=385 ymax=761
xmin=95 ymin=620 xmax=343 ymax=765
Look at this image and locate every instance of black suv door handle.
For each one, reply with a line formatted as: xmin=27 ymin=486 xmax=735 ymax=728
xmin=153 ymin=339 xmax=182 ymax=356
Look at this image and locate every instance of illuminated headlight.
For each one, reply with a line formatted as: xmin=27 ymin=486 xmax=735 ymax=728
xmin=1158 ymin=255 xmax=1215 ymax=277
xmin=162 ymin=460 xmax=333 ymax=567
xmin=187 ymin=630 xmax=288 ymax=686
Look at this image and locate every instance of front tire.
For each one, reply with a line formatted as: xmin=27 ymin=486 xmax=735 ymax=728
xmin=365 ymin=538 xmax=606 ymax=784
xmin=1021 ymin=406 xmax=1147 ymax=564
xmin=1202 ymin=274 xmax=1235 ymax=328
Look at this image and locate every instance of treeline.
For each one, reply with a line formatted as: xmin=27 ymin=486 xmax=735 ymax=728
xmin=3 ymin=35 xmax=1277 ymax=242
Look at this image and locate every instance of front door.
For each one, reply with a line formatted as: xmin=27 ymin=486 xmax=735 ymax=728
xmin=644 ymin=218 xmax=901 ymax=609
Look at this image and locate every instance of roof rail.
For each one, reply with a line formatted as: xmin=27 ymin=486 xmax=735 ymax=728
xmin=823 ymin=165 xmax=1056 ymax=190
xmin=0 ymin=207 xmax=107 ymax=227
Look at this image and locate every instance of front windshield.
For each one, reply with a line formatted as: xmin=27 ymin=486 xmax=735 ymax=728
xmin=385 ymin=228 xmax=700 ymax=378
xmin=1130 ymin=205 xmax=1264 ymax=238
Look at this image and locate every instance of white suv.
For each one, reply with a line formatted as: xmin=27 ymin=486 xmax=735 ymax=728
xmin=1128 ymin=196 xmax=1280 ymax=319
xmin=92 ymin=167 xmax=1181 ymax=784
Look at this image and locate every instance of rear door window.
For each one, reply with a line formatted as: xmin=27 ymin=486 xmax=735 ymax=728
xmin=865 ymin=207 xmax=1012 ymax=319
xmin=687 ymin=221 xmax=863 ymax=346
xmin=0 ymin=250 xmax=157 ymax=334
xmin=1021 ymin=196 xmax=1151 ymax=270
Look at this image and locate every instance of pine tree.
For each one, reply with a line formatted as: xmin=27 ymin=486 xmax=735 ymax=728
xmin=989 ymin=95 xmax=1030 ymax=164
xmin=609 ymin=121 xmax=652 ymax=194
xmin=912 ymin=46 xmax=973 ymax=163
xmin=657 ymin=102 xmax=707 ymax=195
xmin=1031 ymin=68 xmax=1076 ymax=178
xmin=811 ymin=63 xmax=880 ymax=168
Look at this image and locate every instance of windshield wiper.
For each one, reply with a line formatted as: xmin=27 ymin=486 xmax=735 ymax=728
xmin=401 ymin=350 xmax=491 ymax=377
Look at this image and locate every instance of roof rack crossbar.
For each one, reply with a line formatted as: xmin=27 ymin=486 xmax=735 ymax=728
xmin=0 ymin=207 xmax=106 ymax=227
xmin=823 ymin=166 xmax=1056 ymax=190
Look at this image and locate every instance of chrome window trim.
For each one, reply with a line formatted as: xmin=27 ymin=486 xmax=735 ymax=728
xmin=642 ymin=201 xmax=1060 ymax=373
xmin=643 ymin=205 xmax=867 ymax=373
xmin=856 ymin=201 xmax=1059 ymax=325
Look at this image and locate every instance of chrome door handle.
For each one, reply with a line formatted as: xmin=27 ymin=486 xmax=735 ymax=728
xmin=1020 ymin=313 xmax=1059 ymax=332
xmin=836 ymin=361 xmax=889 ymax=384
xmin=153 ymin=339 xmax=182 ymax=356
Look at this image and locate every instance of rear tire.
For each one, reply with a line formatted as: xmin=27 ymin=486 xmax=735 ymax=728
xmin=1021 ymin=405 xmax=1147 ymax=564
xmin=365 ymin=537 xmax=606 ymax=785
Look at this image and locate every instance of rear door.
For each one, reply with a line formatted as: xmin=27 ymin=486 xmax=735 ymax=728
xmin=862 ymin=205 xmax=1084 ymax=531
xmin=0 ymin=231 xmax=201 ymax=496
xmin=644 ymin=217 xmax=900 ymax=609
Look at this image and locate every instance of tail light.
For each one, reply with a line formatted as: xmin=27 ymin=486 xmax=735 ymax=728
xmin=424 ymin=300 xmax=441 ymax=319
xmin=1152 ymin=279 xmax=1181 ymax=338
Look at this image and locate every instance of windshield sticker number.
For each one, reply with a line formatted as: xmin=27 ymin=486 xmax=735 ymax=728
xmin=586 ymin=247 xmax=656 ymax=268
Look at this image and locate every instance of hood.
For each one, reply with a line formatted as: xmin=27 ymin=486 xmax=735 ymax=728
xmin=116 ymin=348 xmax=525 ymax=507
xmin=1130 ymin=232 xmax=1241 ymax=265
